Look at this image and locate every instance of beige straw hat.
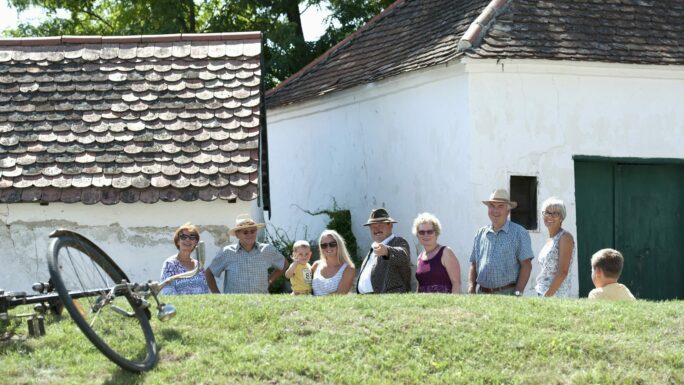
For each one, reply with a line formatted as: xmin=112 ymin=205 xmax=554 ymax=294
xmin=228 ymin=214 xmax=266 ymax=235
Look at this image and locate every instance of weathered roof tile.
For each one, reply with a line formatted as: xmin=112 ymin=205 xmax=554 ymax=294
xmin=267 ymin=0 xmax=683 ymax=108
xmin=0 ymin=32 xmax=263 ymax=203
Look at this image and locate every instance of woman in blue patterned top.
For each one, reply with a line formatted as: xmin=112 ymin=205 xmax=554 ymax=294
xmin=159 ymin=223 xmax=210 ymax=295
xmin=534 ymin=197 xmax=575 ymax=297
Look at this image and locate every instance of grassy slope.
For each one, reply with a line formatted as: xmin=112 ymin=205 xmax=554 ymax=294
xmin=2 ymin=294 xmax=683 ymax=385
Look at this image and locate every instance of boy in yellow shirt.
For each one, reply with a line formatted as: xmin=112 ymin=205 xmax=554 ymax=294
xmin=588 ymin=248 xmax=635 ymax=300
xmin=285 ymin=240 xmax=313 ymax=295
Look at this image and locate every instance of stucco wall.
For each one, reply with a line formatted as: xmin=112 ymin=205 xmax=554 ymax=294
xmin=267 ymin=58 xmax=684 ymax=297
xmin=466 ymin=59 xmax=684 ymax=296
xmin=0 ymin=199 xmax=255 ymax=292
xmin=267 ymin=63 xmax=474 ymax=279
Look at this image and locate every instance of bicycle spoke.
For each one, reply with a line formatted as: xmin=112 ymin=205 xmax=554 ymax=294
xmin=49 ymin=233 xmax=156 ymax=372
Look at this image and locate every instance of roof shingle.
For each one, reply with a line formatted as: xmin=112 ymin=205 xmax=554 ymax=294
xmin=267 ymin=0 xmax=684 ymax=108
xmin=0 ymin=33 xmax=263 ymax=204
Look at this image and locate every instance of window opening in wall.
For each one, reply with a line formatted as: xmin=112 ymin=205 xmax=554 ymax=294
xmin=510 ymin=175 xmax=538 ymax=230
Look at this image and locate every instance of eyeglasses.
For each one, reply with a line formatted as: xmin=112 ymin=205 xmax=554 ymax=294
xmin=542 ymin=211 xmax=561 ymax=218
xmin=240 ymin=229 xmax=257 ymax=235
xmin=417 ymin=229 xmax=435 ymax=236
xmin=179 ymin=234 xmax=198 ymax=241
xmin=320 ymin=241 xmax=338 ymax=250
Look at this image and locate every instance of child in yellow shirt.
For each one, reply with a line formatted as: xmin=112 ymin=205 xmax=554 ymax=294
xmin=285 ymin=240 xmax=313 ymax=295
xmin=588 ymin=248 xmax=635 ymax=300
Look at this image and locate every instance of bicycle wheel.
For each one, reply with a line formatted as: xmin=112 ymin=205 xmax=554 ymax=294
xmin=47 ymin=231 xmax=157 ymax=372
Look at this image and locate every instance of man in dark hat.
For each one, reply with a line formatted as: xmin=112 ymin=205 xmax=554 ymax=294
xmin=357 ymin=208 xmax=412 ymax=294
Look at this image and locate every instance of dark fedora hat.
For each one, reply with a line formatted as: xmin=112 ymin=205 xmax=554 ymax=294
xmin=363 ymin=208 xmax=398 ymax=226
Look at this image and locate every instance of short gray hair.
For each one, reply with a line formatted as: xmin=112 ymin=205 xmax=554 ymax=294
xmin=541 ymin=196 xmax=566 ymax=220
xmin=411 ymin=212 xmax=442 ymax=237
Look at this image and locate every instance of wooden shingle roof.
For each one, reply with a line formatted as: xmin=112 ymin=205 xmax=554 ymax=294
xmin=0 ymin=33 xmax=263 ymax=204
xmin=267 ymin=0 xmax=684 ymax=108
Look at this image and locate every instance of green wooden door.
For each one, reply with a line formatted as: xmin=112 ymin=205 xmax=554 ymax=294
xmin=615 ymin=164 xmax=684 ymax=299
xmin=574 ymin=161 xmax=614 ymax=297
xmin=574 ymin=159 xmax=684 ymax=300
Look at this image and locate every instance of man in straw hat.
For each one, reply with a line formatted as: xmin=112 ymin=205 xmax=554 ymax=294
xmin=468 ymin=189 xmax=534 ymax=296
xmin=206 ymin=214 xmax=288 ymax=294
xmin=357 ymin=208 xmax=412 ymax=294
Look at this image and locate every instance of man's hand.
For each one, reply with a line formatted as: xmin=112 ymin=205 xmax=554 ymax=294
xmin=371 ymin=242 xmax=388 ymax=257
xmin=205 ymin=269 xmax=220 ymax=294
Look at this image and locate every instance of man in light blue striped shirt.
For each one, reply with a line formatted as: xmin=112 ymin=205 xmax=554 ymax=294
xmin=468 ymin=189 xmax=534 ymax=296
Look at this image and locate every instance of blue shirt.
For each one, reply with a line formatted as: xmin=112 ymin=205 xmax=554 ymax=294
xmin=159 ymin=256 xmax=210 ymax=295
xmin=469 ymin=220 xmax=534 ymax=289
xmin=208 ymin=241 xmax=286 ymax=294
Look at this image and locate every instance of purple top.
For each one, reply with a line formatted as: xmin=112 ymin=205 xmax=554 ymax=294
xmin=415 ymin=246 xmax=452 ymax=293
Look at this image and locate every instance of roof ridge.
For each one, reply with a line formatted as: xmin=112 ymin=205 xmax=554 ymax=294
xmin=267 ymin=0 xmax=406 ymax=97
xmin=0 ymin=32 xmax=261 ymax=47
xmin=457 ymin=0 xmax=512 ymax=52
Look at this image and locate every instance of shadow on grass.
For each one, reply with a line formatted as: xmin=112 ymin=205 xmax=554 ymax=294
xmin=103 ymin=367 xmax=147 ymax=385
xmin=159 ymin=328 xmax=183 ymax=341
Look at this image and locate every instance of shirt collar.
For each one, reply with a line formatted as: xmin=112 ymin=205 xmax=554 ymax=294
xmin=236 ymin=241 xmax=260 ymax=252
xmin=487 ymin=220 xmax=510 ymax=234
xmin=380 ymin=234 xmax=395 ymax=245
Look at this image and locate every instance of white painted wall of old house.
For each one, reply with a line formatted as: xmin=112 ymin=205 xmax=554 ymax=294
xmin=465 ymin=59 xmax=684 ymax=296
xmin=267 ymin=63 xmax=475 ymax=286
xmin=268 ymin=58 xmax=684 ymax=297
xmin=0 ymin=199 xmax=255 ymax=292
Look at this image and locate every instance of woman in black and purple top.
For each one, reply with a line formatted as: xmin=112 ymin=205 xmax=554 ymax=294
xmin=412 ymin=213 xmax=461 ymax=294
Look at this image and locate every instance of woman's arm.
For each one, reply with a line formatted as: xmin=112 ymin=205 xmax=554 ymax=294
xmin=442 ymin=247 xmax=462 ymax=294
xmin=159 ymin=260 xmax=174 ymax=281
xmin=335 ymin=266 xmax=356 ymax=294
xmin=159 ymin=260 xmax=178 ymax=295
xmin=544 ymin=233 xmax=574 ymax=297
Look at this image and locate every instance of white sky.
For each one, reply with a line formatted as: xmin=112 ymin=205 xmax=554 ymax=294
xmin=0 ymin=0 xmax=330 ymax=41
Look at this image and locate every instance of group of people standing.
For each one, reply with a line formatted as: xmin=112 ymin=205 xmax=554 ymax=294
xmin=159 ymin=188 xmax=635 ymax=300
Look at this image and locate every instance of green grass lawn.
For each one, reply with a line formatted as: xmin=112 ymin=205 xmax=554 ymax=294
xmin=2 ymin=294 xmax=683 ymax=384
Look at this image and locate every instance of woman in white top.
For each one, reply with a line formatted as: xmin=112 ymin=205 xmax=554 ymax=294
xmin=535 ymin=197 xmax=575 ymax=297
xmin=312 ymin=230 xmax=356 ymax=296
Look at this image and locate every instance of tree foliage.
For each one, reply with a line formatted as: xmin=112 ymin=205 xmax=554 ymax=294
xmin=5 ymin=0 xmax=394 ymax=88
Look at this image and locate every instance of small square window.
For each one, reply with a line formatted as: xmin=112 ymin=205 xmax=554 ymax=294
xmin=510 ymin=176 xmax=537 ymax=230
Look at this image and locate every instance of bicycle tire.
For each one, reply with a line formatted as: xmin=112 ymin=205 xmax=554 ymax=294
xmin=48 ymin=231 xmax=157 ymax=372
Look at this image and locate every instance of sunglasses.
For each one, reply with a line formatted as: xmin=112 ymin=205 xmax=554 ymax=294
xmin=418 ymin=229 xmax=435 ymax=236
xmin=179 ymin=234 xmax=198 ymax=241
xmin=240 ymin=229 xmax=257 ymax=235
xmin=320 ymin=241 xmax=338 ymax=250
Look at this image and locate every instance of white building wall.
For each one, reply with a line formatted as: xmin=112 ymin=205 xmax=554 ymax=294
xmin=0 ymin=199 xmax=254 ymax=291
xmin=267 ymin=63 xmax=475 ymax=283
xmin=467 ymin=59 xmax=684 ymax=296
xmin=268 ymin=58 xmax=683 ymax=296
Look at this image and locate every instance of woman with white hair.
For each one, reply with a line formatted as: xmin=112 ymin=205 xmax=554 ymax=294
xmin=535 ymin=197 xmax=575 ymax=297
xmin=412 ymin=213 xmax=461 ymax=293
xmin=311 ymin=230 xmax=356 ymax=295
